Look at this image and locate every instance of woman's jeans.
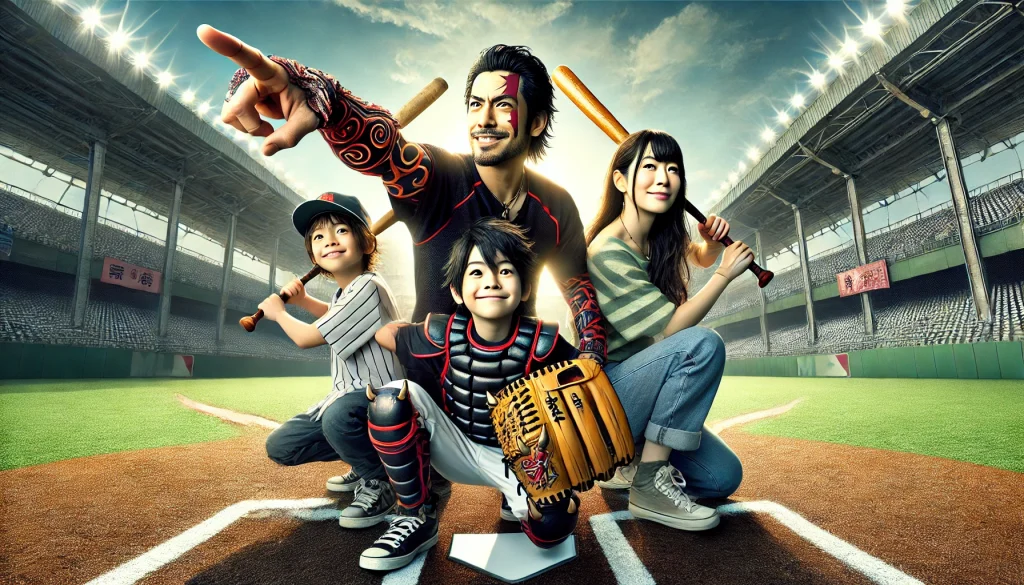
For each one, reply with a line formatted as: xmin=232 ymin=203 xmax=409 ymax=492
xmin=605 ymin=327 xmax=742 ymax=498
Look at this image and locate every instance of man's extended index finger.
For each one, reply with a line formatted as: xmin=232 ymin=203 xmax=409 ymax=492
xmin=196 ymin=24 xmax=277 ymax=81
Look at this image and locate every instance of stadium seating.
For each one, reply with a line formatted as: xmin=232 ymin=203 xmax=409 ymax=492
xmin=1 ymin=187 xmax=281 ymax=309
xmin=719 ymin=263 xmax=1023 ymax=357
xmin=0 ymin=262 xmax=326 ymax=361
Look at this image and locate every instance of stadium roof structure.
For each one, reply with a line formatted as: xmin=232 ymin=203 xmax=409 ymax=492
xmin=0 ymin=0 xmax=316 ymax=272
xmin=711 ymin=0 xmax=1024 ymax=257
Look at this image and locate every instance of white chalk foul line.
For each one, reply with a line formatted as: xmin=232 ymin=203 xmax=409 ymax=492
xmin=84 ymin=498 xmax=334 ymax=585
xmin=590 ymin=502 xmax=924 ymax=585
xmin=709 ymin=398 xmax=803 ymax=434
xmin=175 ymin=394 xmax=281 ymax=430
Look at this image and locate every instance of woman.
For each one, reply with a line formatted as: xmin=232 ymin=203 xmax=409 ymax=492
xmin=587 ymin=130 xmax=754 ymax=531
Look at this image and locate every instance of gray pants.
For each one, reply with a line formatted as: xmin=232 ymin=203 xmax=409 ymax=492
xmin=265 ymin=391 xmax=388 ymax=481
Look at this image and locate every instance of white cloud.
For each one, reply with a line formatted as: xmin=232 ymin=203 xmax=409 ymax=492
xmin=622 ymin=5 xmax=787 ymax=105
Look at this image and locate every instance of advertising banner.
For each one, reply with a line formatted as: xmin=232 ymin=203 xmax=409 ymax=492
xmin=101 ymin=257 xmax=162 ymax=293
xmin=837 ymin=260 xmax=890 ymax=298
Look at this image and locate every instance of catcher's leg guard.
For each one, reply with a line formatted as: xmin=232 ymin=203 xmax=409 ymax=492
xmin=520 ymin=492 xmax=580 ymax=549
xmin=367 ymin=382 xmax=431 ymax=512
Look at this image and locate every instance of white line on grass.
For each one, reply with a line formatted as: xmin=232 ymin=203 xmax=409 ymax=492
xmin=175 ymin=394 xmax=281 ymax=429
xmin=709 ymin=398 xmax=803 ymax=434
xmin=591 ymin=502 xmax=923 ymax=585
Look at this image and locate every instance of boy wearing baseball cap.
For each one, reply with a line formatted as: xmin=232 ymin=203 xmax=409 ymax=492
xmin=260 ymin=192 xmax=402 ymax=530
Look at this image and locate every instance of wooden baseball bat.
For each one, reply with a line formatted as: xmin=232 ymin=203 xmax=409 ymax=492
xmin=551 ymin=65 xmax=774 ymax=288
xmin=240 ymin=77 xmax=449 ymax=332
xmin=364 ymin=77 xmax=450 ymax=235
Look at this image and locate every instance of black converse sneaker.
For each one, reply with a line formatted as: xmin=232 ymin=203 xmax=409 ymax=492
xmin=359 ymin=510 xmax=439 ymax=571
xmin=326 ymin=469 xmax=361 ymax=493
xmin=339 ymin=479 xmax=396 ymax=529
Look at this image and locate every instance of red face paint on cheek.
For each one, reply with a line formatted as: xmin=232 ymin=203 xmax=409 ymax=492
xmin=501 ymin=73 xmax=521 ymax=138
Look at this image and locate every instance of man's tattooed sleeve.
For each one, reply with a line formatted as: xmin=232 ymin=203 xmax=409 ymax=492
xmin=562 ymin=275 xmax=607 ymax=361
xmin=266 ymin=56 xmax=431 ymax=200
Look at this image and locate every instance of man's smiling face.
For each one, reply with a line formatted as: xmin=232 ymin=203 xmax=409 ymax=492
xmin=466 ymin=70 xmax=531 ymax=167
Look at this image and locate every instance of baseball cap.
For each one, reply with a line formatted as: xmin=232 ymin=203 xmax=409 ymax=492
xmin=292 ymin=192 xmax=373 ymax=236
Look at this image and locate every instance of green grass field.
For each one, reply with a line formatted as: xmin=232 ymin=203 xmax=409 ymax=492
xmin=2 ymin=376 xmax=1022 ymax=472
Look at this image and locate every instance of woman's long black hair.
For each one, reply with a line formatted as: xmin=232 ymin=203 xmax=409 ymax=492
xmin=586 ymin=130 xmax=692 ymax=305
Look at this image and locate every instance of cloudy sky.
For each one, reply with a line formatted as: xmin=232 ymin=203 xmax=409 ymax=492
xmin=3 ymin=0 xmax=1022 ymax=289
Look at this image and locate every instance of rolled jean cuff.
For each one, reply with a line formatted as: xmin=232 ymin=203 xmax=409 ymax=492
xmin=644 ymin=423 xmax=701 ymax=452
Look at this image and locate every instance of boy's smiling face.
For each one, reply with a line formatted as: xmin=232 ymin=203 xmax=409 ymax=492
xmin=450 ymin=246 xmax=531 ymax=322
xmin=310 ymin=218 xmax=363 ymax=276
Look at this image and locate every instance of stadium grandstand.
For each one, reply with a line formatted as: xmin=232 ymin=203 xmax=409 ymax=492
xmin=2 ymin=0 xmax=1022 ymax=382
xmin=694 ymin=0 xmax=1024 ymax=374
xmin=0 ymin=0 xmax=401 ymax=377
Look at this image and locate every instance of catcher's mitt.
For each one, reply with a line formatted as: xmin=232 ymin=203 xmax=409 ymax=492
xmin=488 ymin=359 xmax=634 ymax=505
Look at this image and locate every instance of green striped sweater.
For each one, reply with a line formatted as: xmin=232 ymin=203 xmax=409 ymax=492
xmin=587 ymin=236 xmax=676 ymax=362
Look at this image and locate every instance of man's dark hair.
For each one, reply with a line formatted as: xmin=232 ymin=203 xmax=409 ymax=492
xmin=464 ymin=44 xmax=556 ymax=162
xmin=443 ymin=218 xmax=538 ymax=294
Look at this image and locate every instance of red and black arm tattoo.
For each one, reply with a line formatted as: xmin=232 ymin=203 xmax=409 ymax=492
xmin=266 ymin=56 xmax=432 ymax=201
xmin=562 ymin=275 xmax=607 ymax=361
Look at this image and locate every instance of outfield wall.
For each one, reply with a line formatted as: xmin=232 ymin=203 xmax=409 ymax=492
xmin=0 ymin=342 xmax=329 ymax=380
xmin=724 ymin=340 xmax=1024 ymax=379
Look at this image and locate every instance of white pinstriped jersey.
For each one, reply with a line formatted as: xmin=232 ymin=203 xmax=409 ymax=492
xmin=306 ymin=272 xmax=405 ymax=420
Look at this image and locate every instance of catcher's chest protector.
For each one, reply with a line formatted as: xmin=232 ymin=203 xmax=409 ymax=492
xmin=429 ymin=313 xmax=558 ymax=447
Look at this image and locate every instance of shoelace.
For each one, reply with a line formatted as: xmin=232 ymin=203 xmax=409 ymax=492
xmin=374 ymin=516 xmax=424 ymax=549
xmin=656 ymin=466 xmax=696 ymax=512
xmin=340 ymin=469 xmax=359 ymax=483
xmin=352 ymin=480 xmax=382 ymax=511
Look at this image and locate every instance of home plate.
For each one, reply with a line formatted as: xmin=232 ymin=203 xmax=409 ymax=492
xmin=448 ymin=533 xmax=577 ymax=583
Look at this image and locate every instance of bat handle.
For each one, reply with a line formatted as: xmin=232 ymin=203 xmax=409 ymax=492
xmin=683 ymin=201 xmax=774 ymax=288
xmin=240 ymin=265 xmax=322 ymax=332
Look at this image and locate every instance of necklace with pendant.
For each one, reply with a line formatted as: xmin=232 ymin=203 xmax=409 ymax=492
xmin=501 ymin=173 xmax=527 ymax=220
xmin=620 ymin=215 xmax=650 ymax=260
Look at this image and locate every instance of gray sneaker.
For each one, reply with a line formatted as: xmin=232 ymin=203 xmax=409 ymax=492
xmin=628 ymin=465 xmax=719 ymax=531
xmin=596 ymin=461 xmax=637 ymax=490
xmin=339 ymin=479 xmax=397 ymax=529
xmin=326 ymin=469 xmax=360 ymax=493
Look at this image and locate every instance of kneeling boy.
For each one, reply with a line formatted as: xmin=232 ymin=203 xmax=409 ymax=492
xmin=361 ymin=218 xmax=582 ymax=571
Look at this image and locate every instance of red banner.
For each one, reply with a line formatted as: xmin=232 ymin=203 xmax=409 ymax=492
xmin=837 ymin=260 xmax=889 ymax=297
xmin=100 ymin=257 xmax=162 ymax=294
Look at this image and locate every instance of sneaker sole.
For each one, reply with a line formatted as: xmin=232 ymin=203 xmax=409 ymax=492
xmin=359 ymin=532 xmax=439 ymax=571
xmin=326 ymin=482 xmax=359 ymax=493
xmin=595 ymin=480 xmax=632 ymax=490
xmin=339 ymin=502 xmax=397 ymax=529
xmin=628 ymin=503 xmax=720 ymax=531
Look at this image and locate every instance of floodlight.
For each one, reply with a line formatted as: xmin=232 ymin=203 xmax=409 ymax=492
xmin=81 ymin=7 xmax=101 ymax=30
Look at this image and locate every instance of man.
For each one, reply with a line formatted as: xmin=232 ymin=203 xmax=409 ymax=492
xmin=198 ymin=26 xmax=606 ymax=362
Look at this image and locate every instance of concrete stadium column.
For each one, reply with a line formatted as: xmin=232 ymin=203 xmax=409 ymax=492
xmin=755 ymin=231 xmax=771 ymax=354
xmin=935 ymin=118 xmax=991 ymax=321
xmin=268 ymin=236 xmax=279 ymax=296
xmin=157 ymin=179 xmax=184 ymax=337
xmin=846 ymin=176 xmax=875 ymax=335
xmin=216 ymin=214 xmax=237 ymax=343
xmin=72 ymin=140 xmax=106 ymax=328
xmin=793 ymin=206 xmax=817 ymax=345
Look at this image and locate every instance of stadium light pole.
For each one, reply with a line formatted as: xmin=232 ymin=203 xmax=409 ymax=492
xmin=72 ymin=139 xmax=107 ymax=328
xmin=935 ymin=117 xmax=992 ymax=322
xmin=798 ymin=143 xmax=875 ymax=335
xmin=216 ymin=214 xmax=238 ymax=343
xmin=157 ymin=173 xmax=185 ymax=337
xmin=846 ymin=176 xmax=875 ymax=335
xmin=755 ymin=230 xmax=772 ymax=354
xmin=268 ymin=235 xmax=280 ymax=297
xmin=769 ymin=190 xmax=817 ymax=345
xmin=876 ymin=75 xmax=991 ymax=322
